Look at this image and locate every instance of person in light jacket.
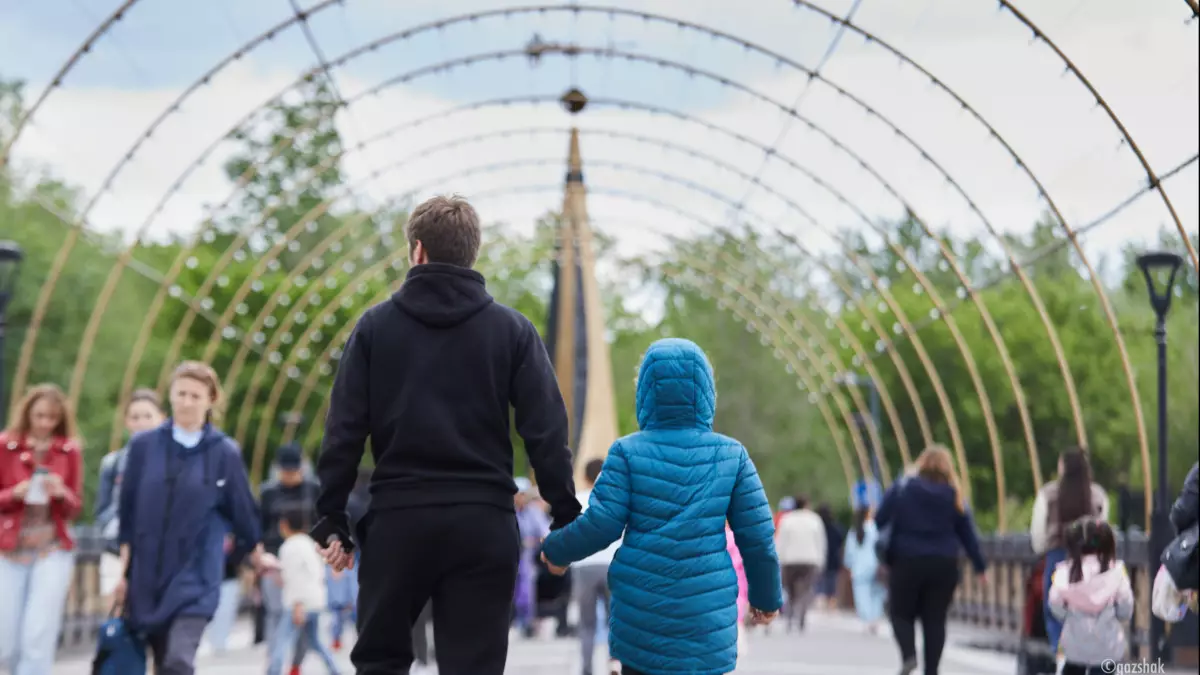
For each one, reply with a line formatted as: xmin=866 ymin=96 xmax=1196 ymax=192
xmin=774 ymin=495 xmax=827 ymax=631
xmin=842 ymin=506 xmax=886 ymax=633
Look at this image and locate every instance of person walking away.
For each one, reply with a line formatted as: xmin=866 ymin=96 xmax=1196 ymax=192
xmin=113 ymin=362 xmax=271 ymax=675
xmin=842 ymin=506 xmax=886 ymax=634
xmin=725 ymin=522 xmax=749 ymax=661
xmin=816 ymin=503 xmax=845 ymax=610
xmin=310 ymin=196 xmax=581 ymax=675
xmin=204 ymin=534 xmax=246 ymax=654
xmin=573 ymin=459 xmax=622 ymax=675
xmin=1030 ymin=446 xmax=1108 ymax=658
xmin=1047 ymin=518 xmax=1134 ymax=675
xmin=96 ymin=389 xmax=165 ymax=605
xmin=514 ymin=477 xmax=549 ymax=638
xmin=541 ymin=338 xmax=784 ymax=675
xmin=875 ymin=445 xmax=987 ymax=675
xmin=774 ymin=496 xmax=796 ymax=532
xmin=325 ymin=566 xmax=354 ymax=651
xmin=774 ymin=495 xmax=826 ymax=631
xmin=269 ymin=508 xmax=341 ymax=675
xmin=0 ymin=384 xmax=83 ymax=675
xmin=258 ymin=443 xmax=320 ymax=671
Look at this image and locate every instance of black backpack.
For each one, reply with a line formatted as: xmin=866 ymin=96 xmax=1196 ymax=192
xmin=1162 ymin=523 xmax=1199 ymax=591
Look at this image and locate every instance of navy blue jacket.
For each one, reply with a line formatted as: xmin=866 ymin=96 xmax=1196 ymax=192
xmin=875 ymin=475 xmax=987 ymax=573
xmin=117 ymin=423 xmax=261 ymax=632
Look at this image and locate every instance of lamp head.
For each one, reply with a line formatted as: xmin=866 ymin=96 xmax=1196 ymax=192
xmin=1135 ymin=251 xmax=1184 ymax=318
xmin=560 ymin=87 xmax=588 ymax=115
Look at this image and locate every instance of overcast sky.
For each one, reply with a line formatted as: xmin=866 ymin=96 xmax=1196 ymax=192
xmin=2 ymin=0 xmax=1196 ymax=284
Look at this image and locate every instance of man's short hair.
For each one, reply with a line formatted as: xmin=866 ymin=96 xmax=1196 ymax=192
xmin=794 ymin=495 xmax=809 ymax=511
xmin=406 ymin=195 xmax=482 ymax=268
xmin=584 ymin=459 xmax=604 ymax=485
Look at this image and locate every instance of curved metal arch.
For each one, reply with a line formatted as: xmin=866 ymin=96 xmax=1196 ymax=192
xmin=22 ymin=7 xmax=1096 ymax=462
xmin=225 ymin=162 xmax=882 ymax=487
xmin=989 ymin=0 xmax=1197 ymax=271
xmin=282 ymin=237 xmax=862 ymax=500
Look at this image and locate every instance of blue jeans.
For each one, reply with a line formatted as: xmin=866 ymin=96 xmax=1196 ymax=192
xmin=204 ymin=579 xmax=241 ymax=652
xmin=1043 ymin=547 xmax=1068 ymax=653
xmin=0 ymin=550 xmax=74 ymax=675
xmin=267 ymin=612 xmax=339 ymax=675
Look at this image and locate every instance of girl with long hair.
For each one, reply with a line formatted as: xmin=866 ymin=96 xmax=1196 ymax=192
xmin=113 ymin=361 xmax=271 ymax=675
xmin=1030 ymin=446 xmax=1109 ymax=655
xmin=1047 ymin=518 xmax=1133 ymax=674
xmin=842 ymin=506 xmax=886 ymax=633
xmin=875 ymin=445 xmax=987 ymax=675
xmin=95 ymin=389 xmax=166 ymax=601
xmin=0 ymin=384 xmax=83 ymax=674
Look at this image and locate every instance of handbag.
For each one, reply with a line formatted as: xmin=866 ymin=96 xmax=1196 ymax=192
xmin=92 ymin=610 xmax=146 ymax=675
xmin=1161 ymin=523 xmax=1199 ymax=591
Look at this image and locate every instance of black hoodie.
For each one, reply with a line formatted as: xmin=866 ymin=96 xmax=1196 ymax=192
xmin=312 ymin=263 xmax=580 ymax=550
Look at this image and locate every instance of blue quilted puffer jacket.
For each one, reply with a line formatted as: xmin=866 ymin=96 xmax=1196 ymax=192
xmin=542 ymin=338 xmax=783 ymax=675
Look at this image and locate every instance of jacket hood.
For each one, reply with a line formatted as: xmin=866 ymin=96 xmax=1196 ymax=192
xmin=635 ymin=338 xmax=716 ymax=431
xmin=1052 ymin=556 xmax=1130 ymax=613
xmin=391 ymin=263 xmax=494 ymax=328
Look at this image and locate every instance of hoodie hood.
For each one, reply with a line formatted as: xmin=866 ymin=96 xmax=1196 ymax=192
xmin=392 ymin=263 xmax=494 ymax=328
xmin=1052 ymin=556 xmax=1130 ymax=613
xmin=635 ymin=338 xmax=716 ymax=431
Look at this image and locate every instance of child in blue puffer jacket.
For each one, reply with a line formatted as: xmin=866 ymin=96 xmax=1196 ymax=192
xmin=541 ymin=338 xmax=784 ymax=675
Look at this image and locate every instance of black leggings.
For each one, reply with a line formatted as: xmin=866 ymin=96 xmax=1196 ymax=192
xmin=888 ymin=556 xmax=960 ymax=675
xmin=1061 ymin=665 xmax=1103 ymax=675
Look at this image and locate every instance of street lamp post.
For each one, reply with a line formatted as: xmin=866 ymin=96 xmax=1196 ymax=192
xmin=1135 ymin=250 xmax=1184 ymax=664
xmin=0 ymin=241 xmax=24 ymax=429
xmin=835 ymin=371 xmax=883 ymax=502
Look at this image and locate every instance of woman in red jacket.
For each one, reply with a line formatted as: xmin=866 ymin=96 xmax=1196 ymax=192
xmin=0 ymin=383 xmax=83 ymax=675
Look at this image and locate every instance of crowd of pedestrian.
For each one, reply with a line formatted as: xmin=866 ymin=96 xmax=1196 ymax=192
xmin=1 ymin=194 xmax=1196 ymax=675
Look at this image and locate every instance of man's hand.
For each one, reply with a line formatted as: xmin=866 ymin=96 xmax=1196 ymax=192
xmin=748 ymin=608 xmax=779 ymax=626
xmin=292 ymin=605 xmax=305 ymax=626
xmin=318 ymin=538 xmax=355 ymax=572
xmin=540 ymin=551 xmax=568 ymax=576
xmin=976 ymin=571 xmax=989 ymax=587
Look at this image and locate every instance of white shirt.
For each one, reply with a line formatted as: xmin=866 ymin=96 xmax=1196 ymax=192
xmin=575 ymin=489 xmax=622 ymax=567
xmin=775 ymin=508 xmax=827 ymax=566
xmin=279 ymin=533 xmax=327 ymax=613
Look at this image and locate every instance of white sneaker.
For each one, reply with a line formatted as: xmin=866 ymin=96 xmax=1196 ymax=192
xmin=607 ymin=659 xmax=621 ymax=674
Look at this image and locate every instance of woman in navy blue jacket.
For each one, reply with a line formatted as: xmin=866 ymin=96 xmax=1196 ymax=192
xmin=113 ymin=362 xmax=266 ymax=675
xmin=875 ymin=445 xmax=987 ymax=675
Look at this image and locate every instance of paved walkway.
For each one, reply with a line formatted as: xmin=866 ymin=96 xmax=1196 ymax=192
xmin=54 ymin=610 xmax=1021 ymax=674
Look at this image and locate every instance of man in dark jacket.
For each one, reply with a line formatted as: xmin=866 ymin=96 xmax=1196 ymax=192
xmin=311 ymin=195 xmax=580 ymax=675
xmin=1171 ymin=462 xmax=1199 ymax=535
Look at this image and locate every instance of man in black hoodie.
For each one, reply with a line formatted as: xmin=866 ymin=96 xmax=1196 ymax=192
xmin=311 ymin=195 xmax=580 ymax=675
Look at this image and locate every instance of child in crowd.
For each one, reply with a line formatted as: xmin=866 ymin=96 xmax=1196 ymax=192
xmin=541 ymin=338 xmax=783 ymax=675
xmin=725 ymin=522 xmax=749 ymax=661
xmin=269 ymin=508 xmax=341 ymax=675
xmin=325 ymin=565 xmax=356 ymax=651
xmin=1048 ymin=518 xmax=1134 ymax=675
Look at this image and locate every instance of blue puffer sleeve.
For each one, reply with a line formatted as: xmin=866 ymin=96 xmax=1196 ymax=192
xmin=727 ymin=447 xmax=783 ymax=612
xmin=542 ymin=441 xmax=631 ymax=566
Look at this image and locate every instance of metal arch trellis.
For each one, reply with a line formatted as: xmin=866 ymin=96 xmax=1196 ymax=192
xmin=8 ymin=3 xmax=1108 ymax=455
xmin=3 ymin=3 xmax=1184 ymax=509
xmin=57 ymin=43 xmax=1044 ymax=508
xmin=4 ymin=3 xmax=1129 ymax=448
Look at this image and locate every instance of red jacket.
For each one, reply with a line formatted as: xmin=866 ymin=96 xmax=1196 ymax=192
xmin=0 ymin=431 xmax=83 ymax=552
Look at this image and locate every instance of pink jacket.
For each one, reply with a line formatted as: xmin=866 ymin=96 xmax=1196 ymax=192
xmin=726 ymin=528 xmax=748 ymax=621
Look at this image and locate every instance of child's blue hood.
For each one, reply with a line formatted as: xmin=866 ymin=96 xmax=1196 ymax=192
xmin=635 ymin=338 xmax=716 ymax=431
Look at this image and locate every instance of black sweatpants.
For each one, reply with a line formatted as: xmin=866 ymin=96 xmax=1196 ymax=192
xmin=351 ymin=504 xmax=520 ymax=675
xmin=888 ymin=555 xmax=960 ymax=675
